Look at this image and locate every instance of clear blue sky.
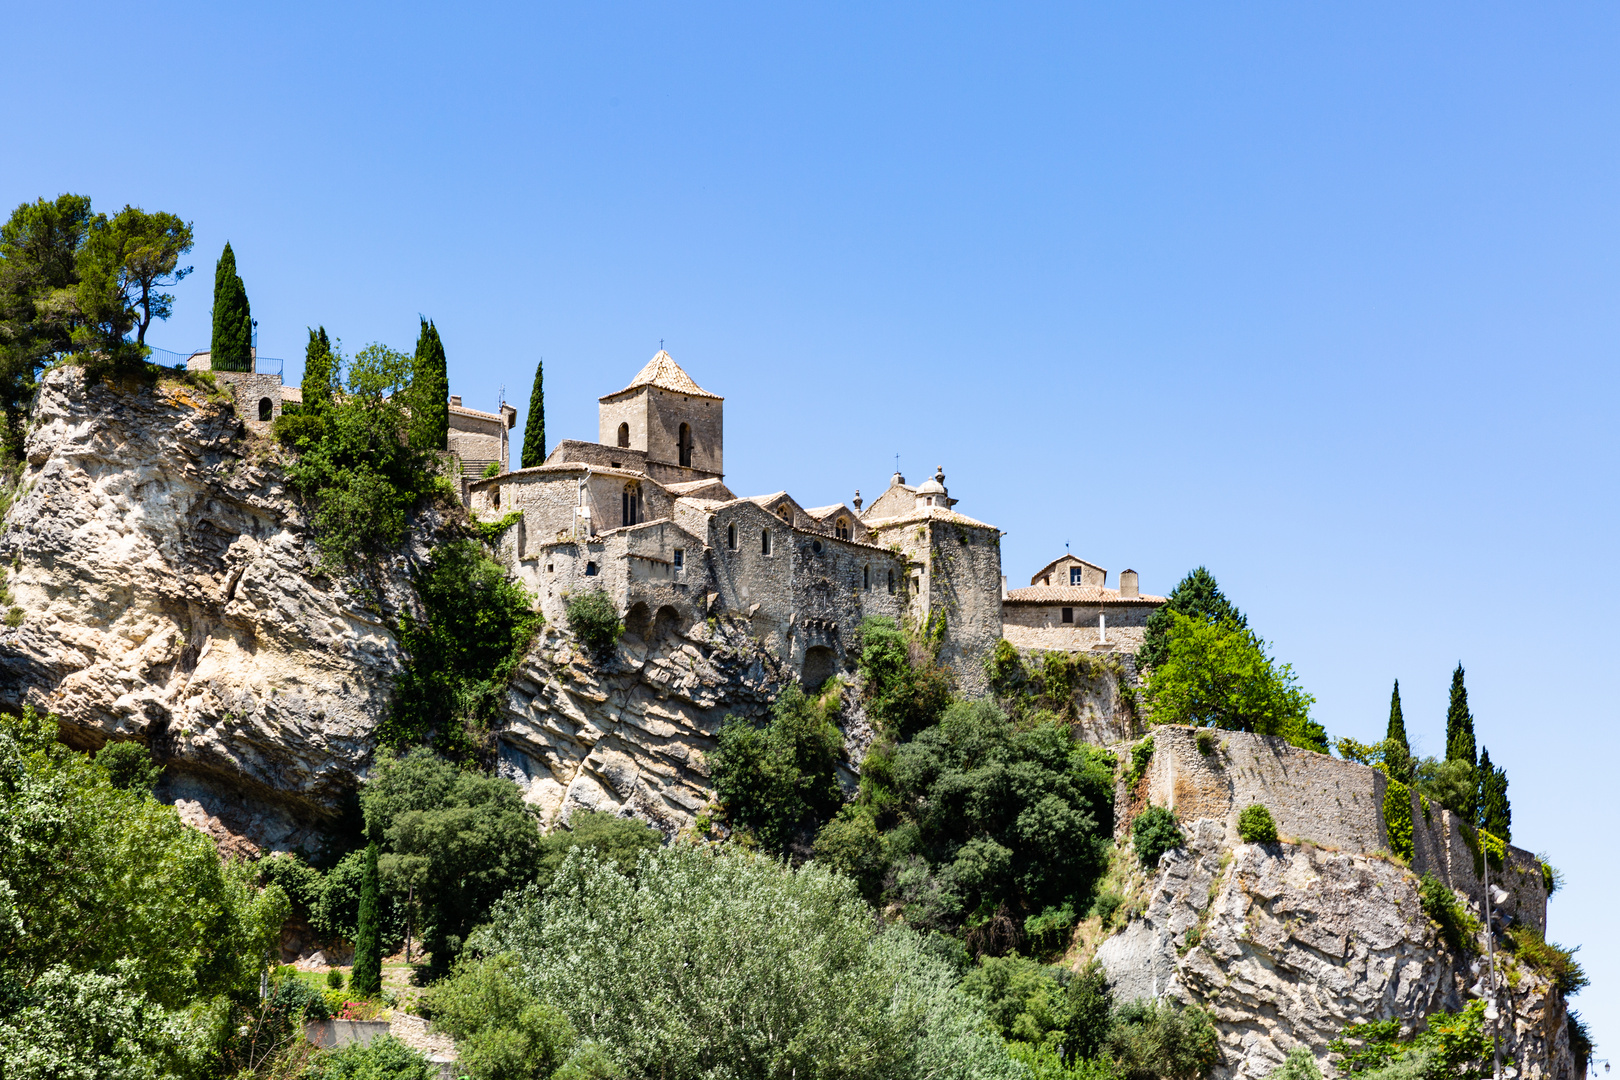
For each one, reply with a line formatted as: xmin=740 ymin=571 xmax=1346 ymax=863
xmin=5 ymin=1 xmax=1615 ymax=1050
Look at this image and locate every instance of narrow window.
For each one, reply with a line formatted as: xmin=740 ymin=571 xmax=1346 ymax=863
xmin=257 ymin=397 xmax=273 ymax=421
xmin=887 ymin=569 xmax=895 ymax=594
xmin=1070 ymin=567 xmax=1083 ymax=585
xmin=492 ymin=487 xmax=500 ymax=509
xmin=546 ymin=563 xmax=554 ymax=573
xmin=1061 ymin=607 xmax=1074 ymax=624
xmin=622 ymin=483 xmax=639 ymax=527
xmin=778 ymin=505 xmax=792 ymax=524
xmin=617 ymin=422 xmax=630 ymax=448
xmin=863 ymin=565 xmax=870 ymax=590
xmin=912 ymin=576 xmax=920 ymax=595
xmin=673 ymin=549 xmax=684 ymax=569
xmin=678 ymin=422 xmax=693 ymax=467
xmin=727 ymin=523 xmax=737 ymax=550
xmin=762 ymin=529 xmax=772 ymax=555
xmin=836 ymin=517 xmax=849 ymax=540
xmin=585 ymin=562 xmax=599 ymax=576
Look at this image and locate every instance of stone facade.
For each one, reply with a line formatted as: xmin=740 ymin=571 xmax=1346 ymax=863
xmin=447 ymin=396 xmax=516 ymax=478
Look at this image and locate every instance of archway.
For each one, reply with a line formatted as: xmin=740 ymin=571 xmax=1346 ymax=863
xmin=258 ymin=397 xmax=273 ymax=421
xmin=653 ymin=604 xmax=684 ymax=641
xmin=623 ymin=602 xmax=652 ymax=641
xmin=801 ymin=646 xmax=838 ymax=690
xmin=617 ymin=422 xmax=630 ymax=447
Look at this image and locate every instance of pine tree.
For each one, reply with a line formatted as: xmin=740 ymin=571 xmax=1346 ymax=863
xmin=350 ymin=842 xmax=382 ymax=997
xmin=410 ymin=317 xmax=449 ymax=452
xmin=301 ymin=327 xmax=336 ymax=417
xmin=1139 ymin=567 xmax=1247 ymax=669
xmin=209 ymin=242 xmax=252 ymax=372
xmin=521 ymin=357 xmax=545 ymax=469
xmin=1384 ymin=679 xmax=1413 ymax=785
xmin=1479 ymin=747 xmax=1511 ymax=841
xmin=1444 ymin=663 xmax=1478 ymax=822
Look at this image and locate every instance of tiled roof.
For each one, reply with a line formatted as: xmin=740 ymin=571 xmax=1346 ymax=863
xmin=450 ymin=403 xmax=506 ymax=422
xmin=866 ymin=506 xmax=997 ymax=530
xmin=281 ymin=386 xmax=303 ymax=403
xmin=601 ymin=350 xmax=721 ymax=401
xmin=803 ymin=504 xmax=855 ymax=520
xmin=1004 ymin=585 xmax=1167 ymax=605
xmin=1030 ymin=554 xmax=1105 ymax=583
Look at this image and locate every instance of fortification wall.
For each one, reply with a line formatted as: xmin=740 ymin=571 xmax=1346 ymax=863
xmin=1126 ymin=726 xmax=1548 ymax=933
xmin=214 ymin=371 xmax=284 ymax=428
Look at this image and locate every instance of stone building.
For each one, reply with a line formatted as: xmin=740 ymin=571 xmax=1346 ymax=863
xmin=1002 ymin=553 xmax=1167 ymax=653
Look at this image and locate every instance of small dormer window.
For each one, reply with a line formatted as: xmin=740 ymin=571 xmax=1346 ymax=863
xmin=1070 ymin=567 xmax=1083 ymax=585
xmin=835 ymin=518 xmax=850 ymax=540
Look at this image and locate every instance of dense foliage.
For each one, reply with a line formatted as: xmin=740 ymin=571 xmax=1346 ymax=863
xmin=475 ymin=845 xmax=1020 ymax=1080
xmin=1139 ymin=567 xmax=1247 ymax=671
xmin=533 ymin=810 xmax=664 ymax=895
xmin=210 ymin=241 xmax=252 ymax=371
xmin=385 ymin=537 xmax=542 ymax=754
xmin=1132 ymin=806 xmax=1183 ymax=869
xmin=1327 ymin=1001 xmax=1494 ymax=1080
xmin=1418 ymin=873 xmax=1479 ymax=954
xmin=858 ymin=616 xmax=953 ymax=737
xmin=565 ymin=589 xmax=624 ymax=653
xmin=1477 ymin=747 xmax=1510 ymax=840
xmin=1443 ymin=664 xmax=1478 ymax=822
xmin=409 ymin=317 xmax=449 ymax=452
xmin=421 ymin=954 xmax=583 ymax=1080
xmin=711 ymin=683 xmax=846 ymax=851
xmin=1144 ymin=613 xmax=1325 ymax=753
xmin=1384 ymin=680 xmax=1413 ymax=785
xmin=361 ymin=748 xmax=546 ymax=975
xmin=1236 ymin=803 xmax=1278 ymax=844
xmin=350 ymin=843 xmax=383 ymax=996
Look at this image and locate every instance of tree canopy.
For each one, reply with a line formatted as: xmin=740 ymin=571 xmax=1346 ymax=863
xmin=522 ymin=357 xmax=546 ymax=468
xmin=410 ymin=317 xmax=449 ymax=452
xmin=1139 ymin=567 xmax=1246 ymax=670
xmin=1384 ymin=680 xmax=1413 ymax=785
xmin=209 ymin=241 xmax=252 ymax=371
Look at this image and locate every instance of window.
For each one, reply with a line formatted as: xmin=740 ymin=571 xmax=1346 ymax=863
xmin=673 ymin=548 xmax=684 ymax=569
xmin=1070 ymin=567 xmax=1084 ymax=585
xmin=585 ymin=562 xmax=599 ymax=576
xmin=617 ymin=422 xmax=630 ymax=448
xmin=835 ymin=517 xmax=850 ymax=541
xmin=492 ymin=487 xmax=500 ymax=508
xmin=622 ymin=483 xmax=640 ymax=527
xmin=887 ymin=569 xmax=895 ymax=594
xmin=257 ymin=397 xmax=273 ymax=421
xmin=727 ymin=523 xmax=737 ymax=550
xmin=678 ymin=422 xmax=693 ymax=467
xmin=811 ymin=540 xmax=823 ymax=554
xmin=778 ymin=505 xmax=792 ymax=523
xmin=1061 ymin=607 xmax=1074 ymax=624
xmin=761 ymin=529 xmax=772 ymax=555
xmin=863 ymin=565 xmax=870 ymax=590
xmin=546 ymin=563 xmax=554 ymax=573
xmin=912 ymin=576 xmax=920 ymax=595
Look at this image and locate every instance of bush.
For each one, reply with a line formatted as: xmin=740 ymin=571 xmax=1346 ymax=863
xmin=534 ymin=809 xmax=663 ymax=895
xmin=1237 ymin=803 xmax=1277 ymax=844
xmin=1417 ymin=873 xmax=1479 ymax=954
xmin=1266 ymin=1048 xmax=1323 ymax=1080
xmin=710 ymin=683 xmax=845 ymax=852
xmin=327 ymin=968 xmax=344 ymax=989
xmin=475 ymin=845 xmax=1020 ymax=1080
xmin=1065 ymin=962 xmax=1115 ymax=1064
xmin=308 ymin=1033 xmax=435 ymax=1080
xmin=565 ymin=590 xmax=623 ymax=653
xmin=1382 ymin=778 xmax=1414 ymax=861
xmin=857 ymin=616 xmax=954 ymax=738
xmin=1106 ymin=998 xmax=1221 ymax=1080
xmin=1133 ymin=806 xmax=1183 ymax=869
xmin=421 ymin=953 xmax=579 ymax=1080
xmin=272 ymin=409 xmax=325 ymax=448
xmin=1328 ymin=1001 xmax=1492 ymax=1080
xmin=1504 ymin=925 xmax=1589 ymax=995
xmin=814 ymin=805 xmax=889 ymax=901
xmin=1124 ymin=737 xmax=1154 ymax=790
xmin=93 ymin=740 xmax=163 ymax=792
xmin=1414 ymin=757 xmax=1476 ymax=821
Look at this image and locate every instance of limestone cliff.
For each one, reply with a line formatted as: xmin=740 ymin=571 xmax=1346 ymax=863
xmin=1094 ymin=821 xmax=1575 ymax=1080
xmin=0 ymin=366 xmax=424 ymax=853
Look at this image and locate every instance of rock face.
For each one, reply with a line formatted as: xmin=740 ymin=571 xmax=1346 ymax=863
xmin=0 ymin=367 xmax=425 ymax=850
xmin=1096 ymin=821 xmax=1576 ymax=1080
xmin=496 ymin=614 xmax=797 ymax=832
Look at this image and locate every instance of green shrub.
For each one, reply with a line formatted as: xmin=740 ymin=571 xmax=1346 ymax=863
xmin=710 ymin=683 xmax=845 ymax=851
xmin=327 ymin=968 xmax=344 ymax=989
xmin=1266 ymin=1047 xmax=1323 ymax=1080
xmin=384 ymin=538 xmax=542 ymax=755
xmin=1195 ymin=730 xmax=1216 ymax=756
xmin=1024 ymin=903 xmax=1078 ymax=957
xmin=565 ymin=590 xmax=623 ymax=653
xmin=1567 ymin=1011 xmax=1593 ymax=1071
xmin=856 ymin=616 xmax=953 ymax=738
xmin=3 ymin=607 xmax=21 ymax=627
xmin=1414 ymin=757 xmax=1476 ymax=821
xmin=1237 ymin=803 xmax=1277 ymax=844
xmin=814 ymin=805 xmax=888 ymax=901
xmin=1124 ymin=737 xmax=1154 ymax=790
xmin=93 ymin=740 xmax=163 ymax=792
xmin=1328 ymin=1001 xmax=1492 ymax=1080
xmin=308 ymin=1033 xmax=435 ymax=1080
xmin=421 ymin=953 xmax=579 ymax=1080
xmin=1133 ymin=806 xmax=1183 ymax=869
xmin=1382 ymin=778 xmax=1414 ymax=861
xmin=534 ymin=809 xmax=663 ymax=895
xmin=272 ymin=409 xmax=324 ymax=448
xmin=1504 ymin=925 xmax=1589 ymax=995
xmin=1090 ymin=890 xmax=1124 ymax=926
xmin=1065 ymin=961 xmax=1116 ymax=1064
xmin=1538 ymin=855 xmax=1563 ymax=895
xmin=1417 ymin=872 xmax=1479 ymax=954
xmin=1106 ymin=998 xmax=1221 ymax=1080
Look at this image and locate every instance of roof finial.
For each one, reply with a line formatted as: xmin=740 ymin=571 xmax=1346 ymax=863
xmin=660 ymin=338 xmax=665 ymax=351
xmin=853 ymin=488 xmax=863 ymax=511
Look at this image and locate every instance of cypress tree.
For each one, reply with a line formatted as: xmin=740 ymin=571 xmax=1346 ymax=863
xmin=1139 ymin=567 xmax=1247 ymax=669
xmin=301 ymin=327 xmax=336 ymax=418
xmin=410 ymin=317 xmax=449 ymax=452
xmin=350 ymin=841 xmax=382 ymax=997
xmin=209 ymin=242 xmax=252 ymax=372
xmin=1479 ymin=747 xmax=1511 ymax=841
xmin=1444 ymin=663 xmax=1478 ymax=822
xmin=1384 ymin=679 xmax=1413 ymax=785
xmin=521 ymin=357 xmax=546 ymax=468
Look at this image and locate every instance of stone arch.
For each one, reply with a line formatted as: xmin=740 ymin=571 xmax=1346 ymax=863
xmin=801 ymin=645 xmax=838 ymax=690
xmin=653 ymin=604 xmax=684 ymax=641
xmin=623 ymin=601 xmax=652 ymax=641
xmin=257 ymin=397 xmax=273 ymax=422
xmin=617 ymin=422 xmax=630 ymax=448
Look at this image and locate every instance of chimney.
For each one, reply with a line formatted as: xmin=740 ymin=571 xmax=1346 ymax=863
xmin=1120 ymin=569 xmax=1139 ymax=598
xmin=1001 ymin=574 xmax=1008 ymax=600
xmin=450 ymin=395 xmax=462 ymax=408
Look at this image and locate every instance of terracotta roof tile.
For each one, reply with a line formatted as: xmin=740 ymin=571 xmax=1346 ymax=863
xmin=1004 ymin=585 xmax=1166 ymax=605
xmin=866 ymin=506 xmax=997 ymax=531
xmin=601 ymin=350 xmax=721 ymax=401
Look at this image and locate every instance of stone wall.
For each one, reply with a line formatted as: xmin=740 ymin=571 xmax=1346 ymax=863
xmin=448 ymin=407 xmax=508 ymax=475
xmin=1125 ymin=726 xmax=1549 ymax=934
xmin=598 ymin=388 xmax=724 ymax=477
xmin=213 ymin=371 xmax=285 ymax=430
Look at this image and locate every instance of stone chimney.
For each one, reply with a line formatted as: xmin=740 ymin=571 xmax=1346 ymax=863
xmin=450 ymin=395 xmax=462 ymax=408
xmin=1119 ymin=569 xmax=1139 ymax=598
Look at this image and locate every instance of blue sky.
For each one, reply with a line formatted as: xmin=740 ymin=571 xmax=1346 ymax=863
xmin=5 ymin=1 xmax=1616 ymax=1049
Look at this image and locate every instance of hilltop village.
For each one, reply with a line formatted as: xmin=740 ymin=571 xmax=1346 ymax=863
xmin=466 ymin=350 xmax=1167 ymax=692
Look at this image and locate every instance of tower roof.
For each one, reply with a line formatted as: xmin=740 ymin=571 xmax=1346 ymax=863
xmin=600 ymin=350 xmax=722 ymax=402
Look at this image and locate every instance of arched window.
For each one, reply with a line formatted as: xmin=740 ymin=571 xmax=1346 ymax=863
xmin=761 ymin=529 xmax=772 ymax=555
xmin=727 ymin=522 xmax=737 ymax=550
xmin=887 ymin=569 xmax=895 ymax=594
xmin=778 ymin=505 xmax=792 ymax=524
xmin=258 ymin=397 xmax=273 ymax=421
xmin=622 ymin=483 xmax=640 ymax=527
xmin=617 ymin=422 xmax=630 ymax=448
xmin=835 ymin=517 xmax=850 ymax=541
xmin=678 ymin=422 xmax=693 ymax=467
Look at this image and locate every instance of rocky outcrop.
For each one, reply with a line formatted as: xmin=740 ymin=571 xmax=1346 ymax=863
xmin=1096 ymin=821 xmax=1575 ymax=1080
xmin=0 ymin=366 xmax=428 ymax=849
xmin=496 ymin=614 xmax=800 ymax=832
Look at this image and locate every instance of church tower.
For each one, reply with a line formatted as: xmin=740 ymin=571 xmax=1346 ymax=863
xmin=598 ymin=350 xmax=724 ymax=478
